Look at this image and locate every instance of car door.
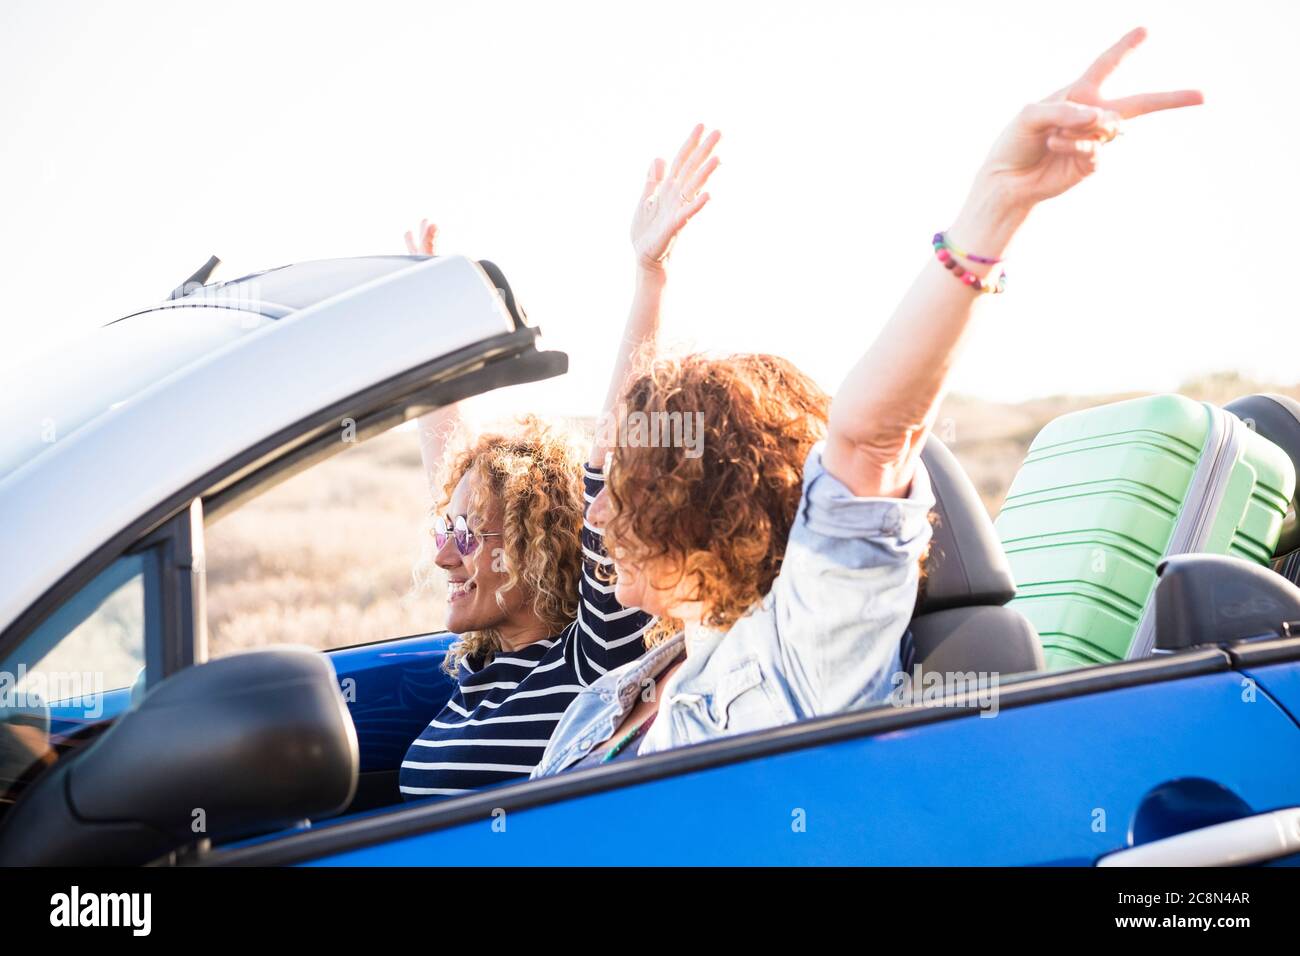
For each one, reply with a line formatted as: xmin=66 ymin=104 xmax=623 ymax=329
xmin=198 ymin=642 xmax=1300 ymax=866
xmin=0 ymin=512 xmax=200 ymax=818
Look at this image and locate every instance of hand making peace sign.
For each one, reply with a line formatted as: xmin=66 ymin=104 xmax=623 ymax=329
xmin=980 ymin=27 xmax=1203 ymax=208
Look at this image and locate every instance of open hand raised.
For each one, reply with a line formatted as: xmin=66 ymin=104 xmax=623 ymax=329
xmin=631 ymin=124 xmax=721 ymax=272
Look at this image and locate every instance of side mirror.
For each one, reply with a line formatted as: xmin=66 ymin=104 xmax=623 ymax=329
xmin=1154 ymin=554 xmax=1300 ymax=652
xmin=0 ymin=647 xmax=358 ymax=866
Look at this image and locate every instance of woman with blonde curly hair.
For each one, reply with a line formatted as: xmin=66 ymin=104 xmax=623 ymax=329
xmin=398 ymin=125 xmax=722 ymax=799
xmin=417 ymin=417 xmax=588 ymax=673
xmin=533 ymin=28 xmax=1203 ymax=774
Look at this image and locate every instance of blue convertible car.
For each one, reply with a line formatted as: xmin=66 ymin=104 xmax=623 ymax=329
xmin=1 ymin=256 xmax=1299 ymax=866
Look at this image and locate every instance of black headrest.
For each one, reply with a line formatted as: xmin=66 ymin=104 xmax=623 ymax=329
xmin=915 ymin=437 xmax=1017 ymax=614
xmin=1224 ymin=393 xmax=1300 ymax=554
xmin=0 ymin=647 xmax=358 ymax=866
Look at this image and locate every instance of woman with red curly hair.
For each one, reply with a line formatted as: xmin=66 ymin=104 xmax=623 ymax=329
xmin=398 ymin=125 xmax=721 ymax=799
xmin=533 ymin=28 xmax=1203 ymax=774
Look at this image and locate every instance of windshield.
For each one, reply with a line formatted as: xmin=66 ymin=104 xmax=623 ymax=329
xmin=0 ymin=553 xmax=149 ymax=818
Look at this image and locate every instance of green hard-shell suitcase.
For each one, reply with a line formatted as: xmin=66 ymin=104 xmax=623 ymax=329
xmin=994 ymin=394 xmax=1296 ymax=670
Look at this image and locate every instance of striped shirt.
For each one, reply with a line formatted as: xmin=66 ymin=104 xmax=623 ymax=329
xmin=398 ymin=464 xmax=653 ymax=799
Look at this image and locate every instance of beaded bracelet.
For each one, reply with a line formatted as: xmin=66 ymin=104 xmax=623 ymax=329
xmin=932 ymin=232 xmax=1008 ymax=294
xmin=933 ymin=231 xmax=1002 ymax=265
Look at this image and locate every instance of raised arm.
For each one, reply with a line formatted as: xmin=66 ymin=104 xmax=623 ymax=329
xmin=569 ymin=127 xmax=721 ymax=678
xmin=823 ymin=26 xmax=1203 ymax=499
xmin=404 ymin=220 xmax=467 ymax=490
xmin=590 ymin=124 xmax=721 ymax=468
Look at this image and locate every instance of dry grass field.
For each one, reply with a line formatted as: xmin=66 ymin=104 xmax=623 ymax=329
xmin=205 ymin=428 xmax=436 ymax=657
xmin=204 ymin=373 xmax=1300 ymax=658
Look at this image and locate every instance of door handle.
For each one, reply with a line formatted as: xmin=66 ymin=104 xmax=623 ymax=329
xmin=1098 ymin=807 xmax=1300 ymax=866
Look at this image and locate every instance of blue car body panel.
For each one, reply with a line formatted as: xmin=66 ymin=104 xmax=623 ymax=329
xmin=46 ymin=687 xmax=133 ymax=736
xmin=1241 ymin=661 xmax=1300 ymax=728
xmin=328 ymin=633 xmax=456 ymax=772
xmin=299 ymin=668 xmax=1300 ymax=866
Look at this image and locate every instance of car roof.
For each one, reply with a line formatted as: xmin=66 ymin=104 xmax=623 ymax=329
xmin=0 ymin=256 xmax=445 ymax=485
xmin=0 ymin=255 xmax=518 ymax=636
xmin=0 ymin=307 xmax=275 ymax=484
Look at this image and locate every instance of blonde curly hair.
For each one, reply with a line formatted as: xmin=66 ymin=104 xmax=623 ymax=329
xmin=416 ymin=415 xmax=586 ymax=677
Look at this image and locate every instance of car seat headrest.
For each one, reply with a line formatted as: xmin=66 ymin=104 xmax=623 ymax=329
xmin=915 ymin=437 xmax=1017 ymax=614
xmin=1224 ymin=393 xmax=1300 ymax=554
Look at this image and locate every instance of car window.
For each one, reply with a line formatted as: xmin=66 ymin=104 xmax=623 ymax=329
xmin=0 ymin=552 xmax=153 ymax=816
xmin=204 ymin=422 xmax=443 ymax=657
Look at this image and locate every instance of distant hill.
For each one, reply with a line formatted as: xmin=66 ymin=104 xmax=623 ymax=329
xmin=939 ymin=372 xmax=1300 ymax=513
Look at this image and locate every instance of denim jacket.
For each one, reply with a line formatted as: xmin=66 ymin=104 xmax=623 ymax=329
xmin=531 ymin=441 xmax=935 ymax=778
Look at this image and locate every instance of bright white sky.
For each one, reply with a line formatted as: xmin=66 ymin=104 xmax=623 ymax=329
xmin=2 ymin=0 xmax=1296 ymax=419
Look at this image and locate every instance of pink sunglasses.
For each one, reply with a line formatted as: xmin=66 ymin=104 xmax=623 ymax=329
xmin=431 ymin=514 xmax=503 ymax=555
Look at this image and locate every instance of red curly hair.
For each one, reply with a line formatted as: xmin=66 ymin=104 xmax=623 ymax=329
xmin=602 ymin=353 xmax=831 ymax=642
